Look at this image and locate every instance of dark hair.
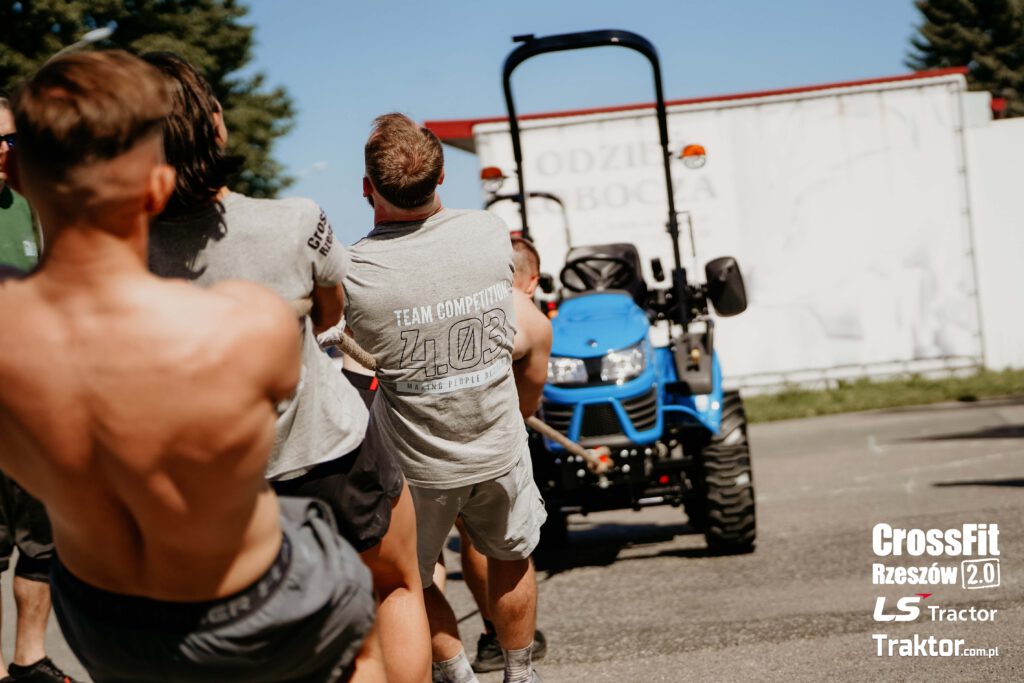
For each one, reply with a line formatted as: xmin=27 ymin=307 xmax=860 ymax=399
xmin=364 ymin=112 xmax=443 ymax=209
xmin=511 ymin=236 xmax=540 ymax=279
xmin=12 ymin=50 xmax=170 ymax=180
xmin=141 ymin=52 xmax=240 ymax=218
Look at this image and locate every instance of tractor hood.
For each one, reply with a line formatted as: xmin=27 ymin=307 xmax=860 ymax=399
xmin=550 ymin=292 xmax=649 ymax=358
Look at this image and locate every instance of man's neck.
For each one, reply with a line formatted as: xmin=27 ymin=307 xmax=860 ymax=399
xmin=40 ymin=219 xmax=150 ymax=287
xmin=374 ymin=194 xmax=443 ymax=226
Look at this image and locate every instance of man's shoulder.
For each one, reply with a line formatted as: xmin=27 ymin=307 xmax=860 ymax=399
xmin=442 ymin=208 xmax=506 ymax=230
xmin=514 ymin=290 xmax=552 ymax=336
xmin=226 ymin=193 xmax=322 ymax=227
xmin=148 ymin=278 xmax=293 ymax=339
xmin=209 ymin=279 xmax=297 ymax=328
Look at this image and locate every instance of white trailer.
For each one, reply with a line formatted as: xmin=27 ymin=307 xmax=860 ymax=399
xmin=427 ymin=69 xmax=1020 ymax=390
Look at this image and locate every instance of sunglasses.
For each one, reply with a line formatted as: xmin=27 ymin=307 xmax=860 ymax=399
xmin=1 ymin=133 xmax=15 ymax=149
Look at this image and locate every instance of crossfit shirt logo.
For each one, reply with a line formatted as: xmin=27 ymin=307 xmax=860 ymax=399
xmin=388 ymin=280 xmax=513 ymax=393
xmin=306 ymin=209 xmax=334 ymax=256
xmin=398 ymin=308 xmax=508 ymax=380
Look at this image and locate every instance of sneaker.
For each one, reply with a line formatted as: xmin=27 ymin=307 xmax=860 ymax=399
xmin=532 ymin=629 xmax=548 ymax=661
xmin=6 ymin=657 xmax=81 ymax=683
xmin=470 ymin=629 xmax=548 ymax=673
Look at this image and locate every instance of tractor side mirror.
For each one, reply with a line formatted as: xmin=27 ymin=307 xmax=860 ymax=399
xmin=650 ymin=258 xmax=665 ymax=283
xmin=705 ymin=257 xmax=747 ymax=316
xmin=538 ymin=273 xmax=555 ymax=294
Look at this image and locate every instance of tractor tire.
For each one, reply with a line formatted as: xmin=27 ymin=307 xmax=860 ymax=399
xmin=688 ymin=390 xmax=756 ymax=554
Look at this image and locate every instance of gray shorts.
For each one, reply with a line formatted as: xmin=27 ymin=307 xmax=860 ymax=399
xmin=410 ymin=453 xmax=547 ymax=587
xmin=50 ymin=498 xmax=375 ymax=683
xmin=0 ymin=471 xmax=54 ymax=582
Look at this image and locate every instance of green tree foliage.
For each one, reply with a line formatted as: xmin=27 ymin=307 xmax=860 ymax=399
xmin=0 ymin=0 xmax=294 ymax=196
xmin=907 ymin=0 xmax=1024 ymax=117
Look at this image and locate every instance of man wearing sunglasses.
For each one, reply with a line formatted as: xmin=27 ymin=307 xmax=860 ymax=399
xmin=0 ymin=98 xmax=40 ymax=273
xmin=0 ymin=97 xmax=82 ymax=683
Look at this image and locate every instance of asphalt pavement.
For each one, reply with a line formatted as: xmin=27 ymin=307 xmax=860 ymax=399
xmin=2 ymin=397 xmax=1022 ymax=682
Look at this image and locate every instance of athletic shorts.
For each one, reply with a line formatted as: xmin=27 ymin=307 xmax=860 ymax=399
xmin=341 ymin=368 xmax=378 ymax=410
xmin=272 ymin=368 xmax=402 ymax=553
xmin=410 ymin=453 xmax=547 ymax=587
xmin=50 ymin=497 xmax=375 ymax=683
xmin=0 ymin=470 xmax=54 ymax=582
xmin=271 ymin=438 xmax=404 ymax=553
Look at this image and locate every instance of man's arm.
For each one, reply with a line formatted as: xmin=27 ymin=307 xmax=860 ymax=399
xmin=217 ymin=280 xmax=302 ymax=404
xmin=310 ymin=284 xmax=344 ymax=336
xmin=305 ymin=203 xmax=350 ymax=336
xmin=512 ymin=291 xmax=552 ymax=420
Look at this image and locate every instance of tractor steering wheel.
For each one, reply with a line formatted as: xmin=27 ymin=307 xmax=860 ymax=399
xmin=559 ymin=254 xmax=640 ymax=293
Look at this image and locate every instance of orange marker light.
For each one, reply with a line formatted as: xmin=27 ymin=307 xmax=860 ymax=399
xmin=480 ymin=166 xmax=505 ymax=180
xmin=680 ymin=144 xmax=707 ymax=169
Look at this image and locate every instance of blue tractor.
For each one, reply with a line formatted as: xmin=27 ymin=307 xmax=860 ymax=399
xmin=501 ymin=30 xmax=756 ymax=554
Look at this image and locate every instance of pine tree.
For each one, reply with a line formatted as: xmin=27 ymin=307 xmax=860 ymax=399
xmin=907 ymin=0 xmax=1024 ymax=117
xmin=0 ymin=0 xmax=294 ymax=197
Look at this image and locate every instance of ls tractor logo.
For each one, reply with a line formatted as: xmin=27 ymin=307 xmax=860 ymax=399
xmin=873 ymin=594 xmax=932 ymax=622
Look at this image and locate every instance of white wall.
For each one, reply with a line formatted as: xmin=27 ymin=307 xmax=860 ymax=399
xmin=966 ymin=117 xmax=1024 ymax=370
xmin=473 ymin=76 xmax=985 ymax=388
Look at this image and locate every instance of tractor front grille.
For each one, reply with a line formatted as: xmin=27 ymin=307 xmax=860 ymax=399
xmin=580 ymin=403 xmax=620 ymax=437
xmin=540 ymin=401 xmax=573 ymax=436
xmin=541 ymin=388 xmax=659 ymax=439
xmin=623 ymin=388 xmax=658 ymax=431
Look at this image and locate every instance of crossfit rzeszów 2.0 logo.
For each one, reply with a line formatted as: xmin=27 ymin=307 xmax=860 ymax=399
xmin=872 ymin=523 xmax=1000 ymax=587
xmin=870 ymin=523 xmax=1002 ymax=658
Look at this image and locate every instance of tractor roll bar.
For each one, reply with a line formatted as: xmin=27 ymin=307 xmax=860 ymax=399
xmin=501 ymin=29 xmax=682 ymax=275
xmin=486 ymin=191 xmax=572 ymax=247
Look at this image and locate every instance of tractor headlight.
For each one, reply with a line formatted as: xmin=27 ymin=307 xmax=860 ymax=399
xmin=600 ymin=342 xmax=647 ymax=384
xmin=547 ymin=356 xmax=587 ymax=385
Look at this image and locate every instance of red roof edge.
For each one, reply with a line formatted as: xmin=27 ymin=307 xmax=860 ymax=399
xmin=424 ymin=67 xmax=968 ymax=149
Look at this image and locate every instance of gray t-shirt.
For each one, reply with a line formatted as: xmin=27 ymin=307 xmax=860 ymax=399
xmin=149 ymin=192 xmax=368 ymax=479
xmin=345 ymin=208 xmax=526 ymax=489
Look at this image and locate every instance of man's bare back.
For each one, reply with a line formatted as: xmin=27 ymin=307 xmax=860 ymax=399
xmin=0 ymin=269 xmax=299 ymax=599
xmin=0 ymin=49 xmax=376 ymax=683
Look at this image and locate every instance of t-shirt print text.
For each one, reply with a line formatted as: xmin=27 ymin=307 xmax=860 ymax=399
xmin=306 ymin=209 xmax=334 ymax=256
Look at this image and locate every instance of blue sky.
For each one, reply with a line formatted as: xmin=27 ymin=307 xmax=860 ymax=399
xmin=244 ymin=0 xmax=922 ymax=245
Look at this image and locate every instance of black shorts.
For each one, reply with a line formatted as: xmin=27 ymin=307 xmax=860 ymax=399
xmin=341 ymin=368 xmax=379 ymax=409
xmin=51 ymin=497 xmax=375 ymax=683
xmin=0 ymin=470 xmax=54 ymax=582
xmin=271 ymin=369 xmax=402 ymax=553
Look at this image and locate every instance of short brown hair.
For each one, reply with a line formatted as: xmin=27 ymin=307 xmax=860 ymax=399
xmin=12 ymin=50 xmax=171 ymax=180
xmin=364 ymin=113 xmax=443 ymax=209
xmin=511 ymin=236 xmax=540 ymax=279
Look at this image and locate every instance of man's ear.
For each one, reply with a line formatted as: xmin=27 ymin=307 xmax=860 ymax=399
xmin=213 ymin=102 xmax=229 ymax=149
xmin=437 ymin=168 xmax=445 ymax=186
xmin=5 ymin=148 xmax=22 ymax=193
xmin=526 ymin=274 xmax=540 ymax=298
xmin=362 ymin=176 xmax=372 ymax=197
xmin=145 ymin=164 xmax=176 ymax=217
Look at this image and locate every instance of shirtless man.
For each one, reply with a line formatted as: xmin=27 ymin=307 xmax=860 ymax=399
xmin=0 ymin=51 xmax=375 ymax=682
